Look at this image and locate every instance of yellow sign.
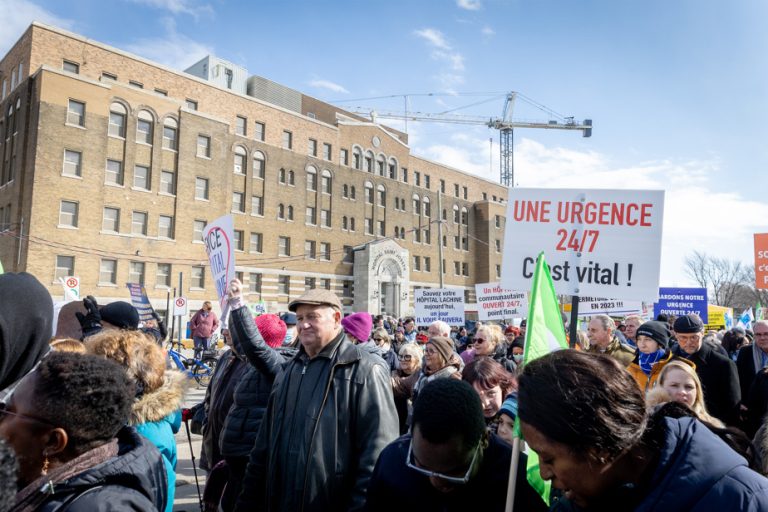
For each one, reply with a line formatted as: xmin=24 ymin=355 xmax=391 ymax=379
xmin=706 ymin=304 xmax=733 ymax=330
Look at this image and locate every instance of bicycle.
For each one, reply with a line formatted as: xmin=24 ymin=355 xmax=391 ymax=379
xmin=166 ymin=339 xmax=218 ymax=387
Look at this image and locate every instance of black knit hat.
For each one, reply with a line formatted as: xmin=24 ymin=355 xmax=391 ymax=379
xmin=673 ymin=314 xmax=704 ymax=334
xmin=636 ymin=321 xmax=670 ymax=349
xmin=100 ymin=301 xmax=139 ymax=330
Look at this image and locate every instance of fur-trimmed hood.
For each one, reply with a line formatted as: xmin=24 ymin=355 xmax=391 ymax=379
xmin=646 ymin=386 xmax=673 ymax=410
xmin=131 ymin=370 xmax=187 ymax=425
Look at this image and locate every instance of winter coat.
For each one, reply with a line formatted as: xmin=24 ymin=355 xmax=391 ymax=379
xmin=627 ymin=351 xmax=695 ymax=393
xmin=233 ymin=329 xmax=399 ymax=512
xmin=20 ymin=426 xmax=167 ymax=512
xmin=412 ymin=356 xmax=462 ymax=405
xmin=391 ymin=369 xmax=420 ymax=435
xmin=221 ymin=306 xmax=297 ymax=458
xmin=753 ymin=418 xmax=768 ymax=476
xmin=673 ymin=341 xmax=741 ymax=426
xmin=743 ymin=368 xmax=768 ymax=438
xmin=587 ymin=335 xmax=636 ymax=367
xmin=190 ymin=309 xmax=219 ymax=338
xmin=737 ymin=344 xmax=768 ymax=402
xmin=132 ymin=370 xmax=186 ymax=512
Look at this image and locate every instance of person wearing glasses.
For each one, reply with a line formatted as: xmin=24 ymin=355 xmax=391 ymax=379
xmin=412 ymin=336 xmax=462 ymax=406
xmin=0 ymin=352 xmax=167 ymax=511
xmin=372 ymin=328 xmax=398 ymax=371
xmin=365 ymin=378 xmax=547 ymax=511
xmin=391 ymin=343 xmax=424 ymax=434
xmin=460 ymin=324 xmax=516 ymax=373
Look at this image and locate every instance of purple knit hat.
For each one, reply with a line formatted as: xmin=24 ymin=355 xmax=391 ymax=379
xmin=341 ymin=312 xmax=373 ymax=342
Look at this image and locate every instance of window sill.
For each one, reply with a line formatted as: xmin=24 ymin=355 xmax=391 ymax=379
xmin=65 ymin=123 xmax=86 ymax=130
xmin=61 ymin=173 xmax=83 ymax=180
xmin=57 ymin=225 xmax=78 ymax=230
xmin=131 ymin=187 xmax=152 ymax=193
xmin=104 ymin=182 xmax=125 ymax=188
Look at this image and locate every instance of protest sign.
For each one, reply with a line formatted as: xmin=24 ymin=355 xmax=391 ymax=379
xmin=563 ymin=296 xmax=643 ymax=316
xmin=247 ymin=301 xmax=267 ymax=316
xmin=203 ymin=215 xmax=236 ymax=315
xmin=414 ymin=288 xmax=465 ymax=325
xmin=474 ymin=282 xmax=528 ymax=321
xmin=126 ymin=283 xmax=154 ymax=321
xmin=755 ymin=233 xmax=768 ymax=289
xmin=707 ymin=304 xmax=733 ymax=330
xmin=500 ymin=188 xmax=664 ymax=301
xmin=653 ymin=287 xmax=708 ymax=323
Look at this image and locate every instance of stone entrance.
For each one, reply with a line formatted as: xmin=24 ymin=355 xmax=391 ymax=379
xmin=352 ymin=239 xmax=409 ymax=316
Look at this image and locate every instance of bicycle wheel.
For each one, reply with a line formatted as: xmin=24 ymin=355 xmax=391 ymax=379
xmin=192 ymin=357 xmax=217 ymax=387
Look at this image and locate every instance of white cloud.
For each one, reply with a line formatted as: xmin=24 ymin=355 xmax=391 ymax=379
xmin=481 ymin=26 xmax=495 ymax=37
xmin=308 ymin=79 xmax=349 ymax=94
xmin=126 ymin=0 xmax=213 ymax=19
xmin=457 ymin=0 xmax=482 ymax=10
xmin=414 ymin=28 xmax=451 ymax=50
xmin=0 ymin=0 xmax=74 ymax=55
xmin=414 ymin=28 xmax=465 ymax=90
xmin=124 ymin=18 xmax=212 ymax=70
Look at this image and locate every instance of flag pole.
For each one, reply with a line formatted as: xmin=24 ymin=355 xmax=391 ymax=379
xmin=505 ymin=436 xmax=522 ymax=512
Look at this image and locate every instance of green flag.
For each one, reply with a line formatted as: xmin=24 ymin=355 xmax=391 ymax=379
xmin=0 ymin=259 xmax=4 ymax=274
xmin=515 ymin=251 xmax=569 ymax=505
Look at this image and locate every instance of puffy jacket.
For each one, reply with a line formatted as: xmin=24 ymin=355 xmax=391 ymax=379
xmin=190 ymin=309 xmax=219 ymax=338
xmin=234 ymin=329 xmax=399 ymax=512
xmin=627 ymin=351 xmax=695 ymax=393
xmin=221 ymin=307 xmax=297 ymax=457
xmin=18 ymin=426 xmax=167 ymax=512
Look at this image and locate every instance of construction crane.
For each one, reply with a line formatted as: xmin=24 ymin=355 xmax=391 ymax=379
xmin=352 ymin=92 xmax=592 ymax=187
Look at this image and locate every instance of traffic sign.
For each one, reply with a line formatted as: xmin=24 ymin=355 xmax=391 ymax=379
xmin=173 ymin=296 xmax=188 ymax=316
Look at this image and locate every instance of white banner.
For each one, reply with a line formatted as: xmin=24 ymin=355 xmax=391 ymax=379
xmin=573 ymin=296 xmax=643 ymax=316
xmin=203 ymin=215 xmax=236 ymax=315
xmin=414 ymin=288 xmax=465 ymax=326
xmin=474 ymin=282 xmax=528 ymax=321
xmin=500 ymin=188 xmax=664 ymax=301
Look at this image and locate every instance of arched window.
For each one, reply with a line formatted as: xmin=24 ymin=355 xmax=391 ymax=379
xmin=350 ymin=217 xmax=356 ymax=231
xmin=461 ymin=207 xmax=469 ymax=226
xmin=350 ymin=186 xmax=356 ymax=200
xmin=400 ymin=227 xmax=405 ymax=239
xmin=108 ymin=102 xmax=127 ymax=138
xmin=306 ymin=166 xmax=317 ymax=191
xmin=412 ymin=194 xmax=421 ymax=215
xmin=353 ymin=146 xmax=363 ymax=170
xmin=162 ymin=117 xmax=178 ymax=150
xmin=377 ymin=155 xmax=386 ymax=176
xmin=288 ymin=170 xmax=295 ymax=185
xmin=234 ymin=146 xmax=247 ymax=174
xmin=365 ymin=150 xmax=374 ymax=173
xmin=287 ymin=205 xmax=294 ymax=220
xmin=442 ymin=208 xmax=447 ymax=221
xmin=453 ymin=205 xmax=460 ymax=223
xmin=365 ymin=181 xmax=374 ymax=204
xmin=377 ymin=184 xmax=386 ymax=207
xmin=423 ymin=196 xmax=431 ymax=217
xmin=343 ymin=184 xmax=349 ymax=198
xmin=136 ymin=109 xmax=154 ymax=144
xmin=278 ymin=203 xmax=285 ymax=219
xmin=342 ymin=216 xmax=348 ymax=230
xmin=321 ymin=170 xmax=332 ymax=194
xmin=253 ymin=151 xmax=265 ymax=179
xmin=388 ymin=158 xmax=398 ymax=180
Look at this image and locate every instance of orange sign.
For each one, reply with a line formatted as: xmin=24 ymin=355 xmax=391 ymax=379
xmin=754 ymin=233 xmax=768 ymax=289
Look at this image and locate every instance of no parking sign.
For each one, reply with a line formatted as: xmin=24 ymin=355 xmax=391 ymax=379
xmin=173 ymin=296 xmax=188 ymax=317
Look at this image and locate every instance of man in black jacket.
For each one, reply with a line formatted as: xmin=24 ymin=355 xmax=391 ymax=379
xmin=736 ymin=321 xmax=768 ymax=400
xmin=234 ymin=288 xmax=399 ymax=512
xmin=672 ymin=314 xmax=741 ymax=426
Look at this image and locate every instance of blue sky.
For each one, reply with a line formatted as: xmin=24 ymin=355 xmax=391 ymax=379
xmin=2 ymin=0 xmax=768 ymax=290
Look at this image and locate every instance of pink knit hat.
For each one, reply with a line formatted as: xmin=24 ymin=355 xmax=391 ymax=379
xmin=341 ymin=312 xmax=372 ymax=342
xmin=255 ymin=314 xmax=287 ymax=348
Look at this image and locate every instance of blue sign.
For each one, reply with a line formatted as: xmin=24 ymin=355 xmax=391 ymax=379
xmin=653 ymin=287 xmax=708 ymax=323
xmin=126 ymin=283 xmax=154 ymax=322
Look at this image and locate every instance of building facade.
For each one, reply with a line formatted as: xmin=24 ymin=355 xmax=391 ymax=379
xmin=0 ymin=23 xmax=509 ymax=316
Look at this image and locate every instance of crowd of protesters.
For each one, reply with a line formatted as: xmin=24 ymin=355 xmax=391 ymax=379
xmin=3 ymin=270 xmax=768 ymax=511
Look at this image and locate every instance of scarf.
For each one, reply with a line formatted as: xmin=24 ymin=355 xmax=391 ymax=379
xmin=12 ymin=439 xmax=119 ymax=512
xmin=639 ymin=349 xmax=666 ymax=376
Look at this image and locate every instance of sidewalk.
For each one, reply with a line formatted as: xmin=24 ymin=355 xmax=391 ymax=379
xmin=173 ymin=373 xmax=207 ymax=511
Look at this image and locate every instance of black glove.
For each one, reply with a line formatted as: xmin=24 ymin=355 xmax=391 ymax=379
xmin=76 ymin=295 xmax=103 ymax=340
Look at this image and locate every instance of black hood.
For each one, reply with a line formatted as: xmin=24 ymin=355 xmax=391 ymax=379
xmin=0 ymin=272 xmax=53 ymax=390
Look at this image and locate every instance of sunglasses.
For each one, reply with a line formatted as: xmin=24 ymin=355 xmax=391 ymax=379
xmin=0 ymin=403 xmax=57 ymax=427
xmin=474 ymin=337 xmax=488 ymax=344
xmin=373 ymin=337 xmax=384 ymax=342
xmin=406 ymin=439 xmax=481 ymax=484
xmin=397 ymin=354 xmax=413 ymax=361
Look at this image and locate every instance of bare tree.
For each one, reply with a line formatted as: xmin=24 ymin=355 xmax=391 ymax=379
xmin=683 ymin=250 xmax=747 ymax=307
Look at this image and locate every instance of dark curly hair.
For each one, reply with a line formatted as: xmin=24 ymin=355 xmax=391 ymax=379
xmin=0 ymin=439 xmax=17 ymax=512
xmin=518 ymin=350 xmax=647 ymax=463
xmin=32 ymin=352 xmax=134 ymax=454
xmin=412 ymin=378 xmax=486 ymax=448
xmin=462 ymin=357 xmax=516 ymax=396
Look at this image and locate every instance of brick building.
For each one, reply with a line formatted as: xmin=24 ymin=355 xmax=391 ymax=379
xmin=0 ymin=23 xmax=508 ymax=317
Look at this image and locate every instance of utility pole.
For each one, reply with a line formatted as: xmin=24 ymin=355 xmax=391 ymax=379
xmin=437 ymin=191 xmax=444 ymax=288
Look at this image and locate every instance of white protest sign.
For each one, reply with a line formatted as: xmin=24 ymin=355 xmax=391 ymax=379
xmin=572 ymin=296 xmax=643 ymax=316
xmin=414 ymin=288 xmax=465 ymax=325
xmin=60 ymin=276 xmax=80 ymax=301
xmin=173 ymin=296 xmax=188 ymax=316
xmin=474 ymin=282 xmax=528 ymax=321
xmin=500 ymin=188 xmax=664 ymax=301
xmin=203 ymin=215 xmax=236 ymax=315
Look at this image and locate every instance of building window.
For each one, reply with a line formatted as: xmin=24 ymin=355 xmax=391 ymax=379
xmin=413 ymin=256 xmax=421 ymax=272
xmin=99 ymin=259 xmax=117 ymax=285
xmin=322 ymin=143 xmax=332 ymax=161
xmin=282 ymin=130 xmax=292 ymax=149
xmin=463 ymin=186 xmax=468 ymax=200
xmin=454 ymin=235 xmax=460 ymax=249
xmin=440 ymin=179 xmax=446 ymax=193
xmin=454 ymin=184 xmax=460 ymax=197
xmin=249 ymin=273 xmax=262 ymax=293
xmin=306 ymin=167 xmax=318 ymax=191
xmin=136 ymin=111 xmax=153 ymax=144
xmin=415 ymin=171 xmax=421 ymax=187
xmin=377 ymin=156 xmax=386 ymax=176
xmin=195 ymin=177 xmax=209 ymax=200
xmin=342 ymin=185 xmax=348 ymax=199
xmin=153 ymin=263 xmax=171 ymax=287
xmin=424 ymin=257 xmax=431 ymax=272
xmin=191 ymin=266 xmax=205 ymax=288
xmin=462 ymin=262 xmax=469 ymax=276
xmin=352 ymin=147 xmax=362 ymax=169
xmin=278 ymin=236 xmax=291 ymax=256
xmin=108 ymin=103 xmax=126 ymax=137
xmin=340 ymin=148 xmax=349 ymax=166
xmin=462 ymin=236 xmax=469 ymax=250
xmin=343 ymin=245 xmax=354 ymax=263
xmin=306 ymin=206 xmax=317 ymax=225
xmin=232 ymin=192 xmax=245 ymax=213
xmin=342 ymin=216 xmax=348 ymax=230
xmin=236 ymin=116 xmax=247 ymax=136
xmin=461 ymin=207 xmax=469 ymax=226
xmin=129 ymin=261 xmax=146 ymax=285
xmin=454 ymin=261 xmax=461 ymax=275
xmin=305 ymin=240 xmax=317 ymax=259
xmin=377 ymin=220 xmax=386 ymax=236
xmin=321 ymin=170 xmax=332 ymax=194
xmin=349 ymin=186 xmax=356 ymax=200
xmin=63 ymin=60 xmax=79 ymax=73
xmin=278 ymin=275 xmax=290 ymax=295
xmin=424 ymin=229 xmax=431 ymax=244
xmin=154 ymin=88 xmax=168 ymax=96
xmin=320 ymin=242 xmax=330 ymax=261
xmin=131 ymin=211 xmax=148 ymax=236
xmin=377 ymin=185 xmax=386 ymax=207
xmin=402 ymin=167 xmax=408 ymax=183
xmin=495 ymin=239 xmax=501 ymax=252
xmin=162 ymin=119 xmax=178 ymax=150
xmin=453 ymin=206 xmax=460 ymax=223
xmin=158 ymin=215 xmax=174 ymax=239
xmin=305 ymin=277 xmax=316 ymax=291
xmin=234 ymin=147 xmax=247 ymax=174
xmin=423 ymin=197 xmax=431 ymax=217
xmin=277 ymin=204 xmax=285 ymax=220
xmin=197 ymin=135 xmax=211 ymax=158
xmin=160 ymin=170 xmax=176 ymax=195
xmin=413 ymin=194 xmax=420 ymax=215
xmin=365 ymin=151 xmax=374 ymax=172
xmin=250 ymin=232 xmax=263 ymax=253
xmin=63 ymin=150 xmax=82 ymax=177
xmin=496 ymin=264 xmax=502 ymax=279
xmin=308 ymin=138 xmax=318 ymax=156
xmin=350 ymin=217 xmax=356 ymax=232
xmin=193 ymin=220 xmax=206 ymax=242
xmin=425 ymin=175 xmax=431 ymax=189
xmin=102 ymin=207 xmax=120 ymax=232
xmin=365 ymin=182 xmax=374 ymax=204
xmin=321 ymin=209 xmax=331 ymax=228
xmin=251 ymin=195 xmax=264 ymax=216
xmin=414 ymin=229 xmax=422 ymax=243
xmin=133 ymin=165 xmax=150 ymax=190
xmin=389 ymin=159 xmax=397 ymax=180
xmin=67 ymin=99 xmax=85 ymax=126
xmin=101 ymin=72 xmax=117 ymax=82
xmin=59 ymin=200 xmax=78 ymax=227
xmin=105 ymin=159 xmax=124 ymax=186
xmin=55 ymin=256 xmax=74 ymax=281
xmin=129 ymin=80 xmax=143 ymax=89
xmin=254 ymin=122 xmax=265 ymax=141
xmin=233 ymin=229 xmax=244 ymax=251
xmin=253 ymin=151 xmax=265 ymax=179
xmin=320 ymin=278 xmax=331 ymax=290
xmin=342 ymin=281 xmax=353 ymax=298
xmin=365 ymin=218 xmax=373 ymax=235
xmin=483 ymin=192 xmax=488 ymax=200
xmin=495 ymin=215 xmax=502 ymax=228
xmin=186 ymin=99 xmax=198 ymax=110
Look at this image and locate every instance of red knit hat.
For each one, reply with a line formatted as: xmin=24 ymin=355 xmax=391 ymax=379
xmin=505 ymin=325 xmax=520 ymax=336
xmin=255 ymin=314 xmax=287 ymax=348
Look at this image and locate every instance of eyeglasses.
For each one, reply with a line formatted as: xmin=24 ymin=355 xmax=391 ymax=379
xmin=398 ymin=354 xmax=413 ymax=361
xmin=373 ymin=337 xmax=384 ymax=342
xmin=424 ymin=347 xmax=438 ymax=355
xmin=474 ymin=337 xmax=487 ymax=344
xmin=0 ymin=403 xmax=56 ymax=427
xmin=405 ymin=439 xmax=481 ymax=484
